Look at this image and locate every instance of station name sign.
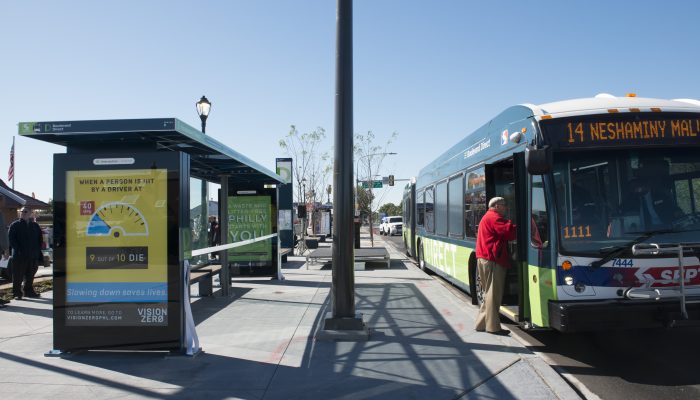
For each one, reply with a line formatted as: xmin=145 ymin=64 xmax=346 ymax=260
xmin=18 ymin=119 xmax=177 ymax=135
xmin=542 ymin=113 xmax=700 ymax=149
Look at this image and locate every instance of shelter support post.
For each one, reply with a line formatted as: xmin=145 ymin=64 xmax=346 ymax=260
xmin=219 ymin=175 xmax=230 ymax=296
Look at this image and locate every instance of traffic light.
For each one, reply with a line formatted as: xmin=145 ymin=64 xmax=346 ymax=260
xmin=388 ymin=175 xmax=395 ymax=186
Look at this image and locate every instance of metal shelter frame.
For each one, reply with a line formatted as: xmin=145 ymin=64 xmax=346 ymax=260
xmin=20 ymin=118 xmax=284 ymax=354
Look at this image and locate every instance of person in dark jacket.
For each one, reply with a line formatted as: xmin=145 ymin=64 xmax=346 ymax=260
xmin=28 ymin=211 xmax=44 ymax=287
xmin=474 ymin=197 xmax=516 ymax=335
xmin=0 ymin=213 xmax=9 ymax=307
xmin=8 ymin=207 xmax=42 ymax=299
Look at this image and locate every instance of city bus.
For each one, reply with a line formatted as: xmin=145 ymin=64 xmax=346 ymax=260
xmin=403 ymin=94 xmax=700 ymax=332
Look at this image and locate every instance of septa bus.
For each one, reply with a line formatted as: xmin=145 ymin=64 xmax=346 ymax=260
xmin=402 ymin=94 xmax=700 ymax=332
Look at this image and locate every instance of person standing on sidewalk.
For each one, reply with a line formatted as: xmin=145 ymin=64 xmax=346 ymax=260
xmin=474 ymin=197 xmax=516 ymax=335
xmin=28 ymin=211 xmax=44 ymax=294
xmin=0 ymin=213 xmax=10 ymax=307
xmin=8 ymin=207 xmax=41 ymax=299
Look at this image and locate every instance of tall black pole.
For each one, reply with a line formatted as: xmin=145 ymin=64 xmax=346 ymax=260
xmin=331 ymin=0 xmax=355 ymax=320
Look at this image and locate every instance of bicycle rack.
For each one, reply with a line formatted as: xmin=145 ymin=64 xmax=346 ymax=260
xmin=631 ymin=243 xmax=689 ymax=320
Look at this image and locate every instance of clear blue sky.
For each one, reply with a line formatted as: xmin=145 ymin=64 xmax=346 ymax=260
xmin=2 ymin=1 xmax=699 ymax=207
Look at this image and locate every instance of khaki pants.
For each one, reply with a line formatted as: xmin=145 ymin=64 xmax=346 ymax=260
xmin=474 ymin=258 xmax=507 ymax=332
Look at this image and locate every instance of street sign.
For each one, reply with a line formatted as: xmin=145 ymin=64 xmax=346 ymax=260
xmin=361 ymin=180 xmax=383 ymax=189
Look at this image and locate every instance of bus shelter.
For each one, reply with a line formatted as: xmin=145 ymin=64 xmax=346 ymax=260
xmin=19 ymin=118 xmax=284 ymax=355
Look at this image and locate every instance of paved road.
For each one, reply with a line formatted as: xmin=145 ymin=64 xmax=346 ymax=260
xmin=380 ymin=234 xmax=700 ymax=400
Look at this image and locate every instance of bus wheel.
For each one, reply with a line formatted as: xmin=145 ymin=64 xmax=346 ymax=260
xmin=469 ymin=260 xmax=484 ymax=306
xmin=475 ymin=274 xmax=484 ymax=305
xmin=418 ymin=243 xmax=427 ymax=271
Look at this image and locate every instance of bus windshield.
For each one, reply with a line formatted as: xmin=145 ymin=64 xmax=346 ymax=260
xmin=553 ymin=149 xmax=700 ymax=254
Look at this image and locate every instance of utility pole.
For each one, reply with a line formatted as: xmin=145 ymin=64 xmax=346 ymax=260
xmin=322 ymin=0 xmax=368 ymax=339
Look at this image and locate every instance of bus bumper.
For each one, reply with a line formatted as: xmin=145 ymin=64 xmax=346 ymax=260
xmin=548 ymin=297 xmax=700 ymax=332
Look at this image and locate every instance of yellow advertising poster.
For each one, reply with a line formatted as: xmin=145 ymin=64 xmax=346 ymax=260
xmin=65 ymin=169 xmax=168 ymax=326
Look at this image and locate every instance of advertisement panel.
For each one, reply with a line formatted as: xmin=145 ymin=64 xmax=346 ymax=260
xmin=65 ymin=169 xmax=169 ymax=326
xmin=228 ymin=196 xmax=272 ymax=264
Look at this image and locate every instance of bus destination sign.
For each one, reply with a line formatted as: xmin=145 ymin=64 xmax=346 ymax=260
xmin=542 ymin=113 xmax=700 ymax=149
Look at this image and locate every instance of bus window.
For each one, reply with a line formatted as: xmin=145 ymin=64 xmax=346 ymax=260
xmin=531 ymin=175 xmax=548 ymax=248
xmin=554 ymin=150 xmax=700 ymax=254
xmin=417 ymin=190 xmax=425 ymax=226
xmin=425 ymin=187 xmax=435 ymax=233
xmin=436 ymin=181 xmax=447 ymax=235
xmin=448 ymin=174 xmax=463 ymax=238
xmin=465 ymin=167 xmax=486 ymax=237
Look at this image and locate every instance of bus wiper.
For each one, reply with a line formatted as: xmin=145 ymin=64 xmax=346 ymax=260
xmin=590 ymin=229 xmax=677 ymax=268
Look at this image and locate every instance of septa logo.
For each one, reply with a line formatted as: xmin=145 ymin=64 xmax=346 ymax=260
xmin=635 ymin=266 xmax=700 ymax=287
xmin=501 ymin=129 xmax=509 ymax=145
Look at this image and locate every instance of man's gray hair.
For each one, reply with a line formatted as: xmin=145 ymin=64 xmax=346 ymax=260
xmin=488 ymin=197 xmax=505 ymax=208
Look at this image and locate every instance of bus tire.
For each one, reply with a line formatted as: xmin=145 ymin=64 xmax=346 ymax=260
xmin=418 ymin=242 xmax=427 ymax=272
xmin=469 ymin=256 xmax=484 ymax=306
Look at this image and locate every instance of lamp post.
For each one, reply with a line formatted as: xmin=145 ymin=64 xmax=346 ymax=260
xmin=196 ymin=95 xmax=212 ymax=133
xmin=302 ymin=177 xmax=307 ymax=242
xmin=196 ymin=96 xmax=212 ymax=263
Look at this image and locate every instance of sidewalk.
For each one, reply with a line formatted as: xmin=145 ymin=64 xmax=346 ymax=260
xmin=0 ymin=231 xmax=581 ymax=399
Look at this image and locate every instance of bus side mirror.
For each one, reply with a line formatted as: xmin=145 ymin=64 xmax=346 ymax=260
xmin=525 ymin=144 xmax=552 ymax=175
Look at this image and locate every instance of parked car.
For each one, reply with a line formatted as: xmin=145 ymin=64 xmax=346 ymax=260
xmin=380 ymin=216 xmax=403 ymax=236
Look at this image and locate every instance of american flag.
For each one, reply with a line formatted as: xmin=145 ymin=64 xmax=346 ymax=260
xmin=8 ymin=141 xmax=14 ymax=182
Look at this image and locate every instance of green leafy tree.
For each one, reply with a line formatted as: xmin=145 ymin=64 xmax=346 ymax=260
xmin=378 ymin=202 xmax=402 ymax=217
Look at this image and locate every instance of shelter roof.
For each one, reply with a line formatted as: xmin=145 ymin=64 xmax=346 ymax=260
xmin=18 ymin=118 xmax=283 ymax=185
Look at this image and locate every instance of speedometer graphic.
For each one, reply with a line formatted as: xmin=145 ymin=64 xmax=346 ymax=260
xmin=86 ymin=202 xmax=149 ymax=237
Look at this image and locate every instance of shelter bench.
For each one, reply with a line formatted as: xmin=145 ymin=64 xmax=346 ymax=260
xmin=189 ymin=264 xmax=223 ymax=297
xmin=280 ymin=247 xmax=293 ymax=263
xmin=306 ymin=247 xmax=390 ymax=269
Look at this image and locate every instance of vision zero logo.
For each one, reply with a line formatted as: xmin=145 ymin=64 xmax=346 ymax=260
xmin=138 ymin=306 xmax=167 ymax=324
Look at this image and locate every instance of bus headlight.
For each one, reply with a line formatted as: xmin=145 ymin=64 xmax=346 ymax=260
xmin=575 ymin=283 xmax=586 ymax=293
xmin=564 ymin=276 xmax=574 ymax=286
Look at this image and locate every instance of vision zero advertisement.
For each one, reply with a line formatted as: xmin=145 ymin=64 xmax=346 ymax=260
xmin=66 ymin=169 xmax=168 ymax=326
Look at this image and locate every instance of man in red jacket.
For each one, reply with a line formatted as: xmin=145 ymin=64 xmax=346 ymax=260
xmin=475 ymin=197 xmax=516 ymax=335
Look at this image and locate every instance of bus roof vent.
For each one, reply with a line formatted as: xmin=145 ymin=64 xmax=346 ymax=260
xmin=594 ymin=93 xmax=616 ymax=99
xmin=673 ymin=98 xmax=700 ymax=107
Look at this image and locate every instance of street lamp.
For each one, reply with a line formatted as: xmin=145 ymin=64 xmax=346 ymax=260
xmin=196 ymin=95 xmax=212 ymax=133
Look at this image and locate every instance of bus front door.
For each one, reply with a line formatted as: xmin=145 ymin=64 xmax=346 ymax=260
xmin=485 ymin=156 xmax=527 ymax=323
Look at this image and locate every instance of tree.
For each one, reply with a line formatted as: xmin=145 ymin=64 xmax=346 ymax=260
xmin=279 ymin=125 xmax=332 ymax=237
xmin=378 ymin=202 xmax=402 ymax=217
xmin=355 ymin=130 xmax=398 ymax=246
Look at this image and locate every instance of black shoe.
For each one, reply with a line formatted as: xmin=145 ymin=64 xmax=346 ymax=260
xmin=0 ymin=298 xmax=9 ymax=305
xmin=488 ymin=329 xmax=510 ymax=336
xmin=26 ymin=292 xmax=41 ymax=298
xmin=13 ymin=296 xmax=22 ymax=300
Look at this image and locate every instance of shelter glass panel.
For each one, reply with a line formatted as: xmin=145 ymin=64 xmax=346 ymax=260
xmin=189 ymin=178 xmax=208 ymax=266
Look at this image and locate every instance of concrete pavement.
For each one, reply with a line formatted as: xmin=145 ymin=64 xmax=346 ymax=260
xmin=0 ymin=231 xmax=581 ymax=399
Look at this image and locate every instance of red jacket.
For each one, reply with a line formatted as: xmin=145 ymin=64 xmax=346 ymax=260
xmin=476 ymin=209 xmax=516 ymax=268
